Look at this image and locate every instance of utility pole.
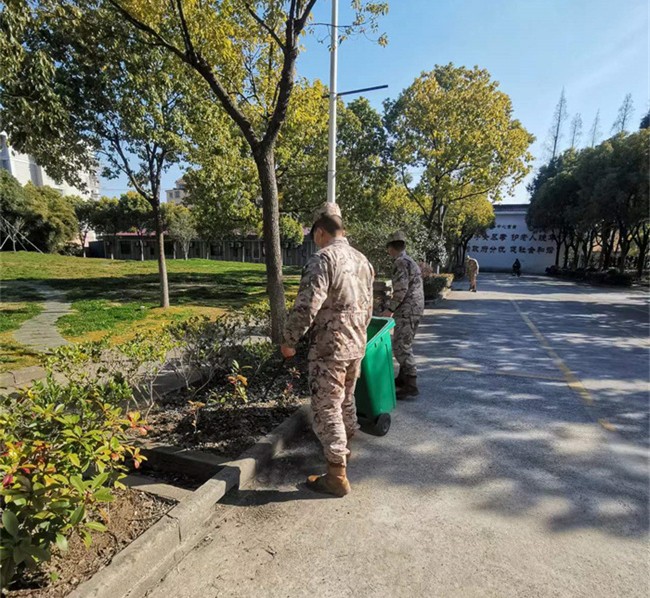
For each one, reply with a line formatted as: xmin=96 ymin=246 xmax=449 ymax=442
xmin=326 ymin=0 xmax=339 ymax=204
xmin=325 ymin=0 xmax=386 ymax=205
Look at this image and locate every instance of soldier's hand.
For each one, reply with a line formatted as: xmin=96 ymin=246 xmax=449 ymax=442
xmin=280 ymin=345 xmax=296 ymax=360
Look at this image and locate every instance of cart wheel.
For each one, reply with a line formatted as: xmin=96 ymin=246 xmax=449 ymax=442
xmin=371 ymin=413 xmax=391 ymax=437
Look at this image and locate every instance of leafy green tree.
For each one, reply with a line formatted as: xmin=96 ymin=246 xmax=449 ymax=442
xmin=258 ymin=214 xmax=304 ymax=247
xmin=640 ymin=110 xmax=650 ymax=130
xmin=164 ymin=203 xmax=197 ymax=260
xmin=0 ymin=3 xmax=196 ymax=307
xmin=530 ymin=131 xmax=649 ymax=274
xmin=119 ymin=192 xmax=153 ymax=261
xmin=347 ymin=185 xmax=429 ymax=276
xmin=0 ymin=170 xmax=30 ymax=252
xmin=385 ymin=64 xmax=533 ymax=261
xmin=22 ymin=184 xmax=78 ymax=253
xmin=184 ymin=161 xmax=260 ymax=259
xmin=91 ymin=196 xmax=125 ymax=260
xmin=445 ymin=195 xmax=495 ymax=268
xmin=102 ymin=0 xmax=388 ymax=342
xmin=527 ymin=153 xmax=578 ymax=267
xmin=70 ymin=196 xmax=96 ymax=257
xmin=336 ymin=97 xmax=393 ymax=222
xmin=279 ymin=92 xmax=393 ymax=225
xmin=570 ymin=145 xmax=614 ymax=268
xmin=592 ymin=131 xmax=648 ymax=272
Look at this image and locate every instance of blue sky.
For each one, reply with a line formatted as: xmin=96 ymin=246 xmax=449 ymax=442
xmin=101 ymin=0 xmax=649 ymax=204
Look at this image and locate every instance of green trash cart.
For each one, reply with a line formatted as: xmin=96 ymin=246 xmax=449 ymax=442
xmin=355 ymin=317 xmax=397 ymax=436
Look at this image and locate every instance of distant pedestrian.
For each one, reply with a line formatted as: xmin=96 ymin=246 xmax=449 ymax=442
xmin=466 ymin=255 xmax=479 ymax=292
xmin=381 ymin=231 xmax=424 ymax=399
xmin=512 ymin=258 xmax=521 ymax=277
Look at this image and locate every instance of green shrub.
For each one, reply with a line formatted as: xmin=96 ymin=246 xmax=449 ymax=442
xmin=604 ymin=269 xmax=634 ymax=287
xmin=423 ymin=274 xmax=454 ymax=300
xmin=0 ymin=368 xmax=147 ymax=587
xmin=548 ymin=267 xmax=635 ymax=287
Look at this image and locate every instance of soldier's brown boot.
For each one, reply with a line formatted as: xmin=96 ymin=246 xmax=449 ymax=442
xmin=306 ymin=462 xmax=351 ymax=497
xmin=396 ymin=375 xmax=419 ymax=399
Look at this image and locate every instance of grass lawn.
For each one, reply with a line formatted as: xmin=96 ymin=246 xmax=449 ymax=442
xmin=0 ymin=302 xmax=45 ymax=371
xmin=0 ymin=252 xmax=301 ymax=371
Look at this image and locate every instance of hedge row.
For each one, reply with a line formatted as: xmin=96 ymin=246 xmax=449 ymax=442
xmin=545 ymin=266 xmax=634 ymax=287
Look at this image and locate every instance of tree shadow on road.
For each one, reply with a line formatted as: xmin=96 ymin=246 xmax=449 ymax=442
xmin=234 ymin=277 xmax=649 ymax=539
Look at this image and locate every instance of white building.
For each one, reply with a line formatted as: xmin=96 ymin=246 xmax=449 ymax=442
xmin=468 ymin=203 xmax=561 ymax=274
xmin=165 ymin=178 xmax=188 ymax=205
xmin=0 ymin=131 xmax=100 ymax=199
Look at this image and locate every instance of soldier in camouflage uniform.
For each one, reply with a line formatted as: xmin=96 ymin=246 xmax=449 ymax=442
xmin=381 ymin=231 xmax=424 ymax=398
xmin=466 ymin=255 xmax=479 ymax=292
xmin=281 ymin=202 xmax=374 ymax=497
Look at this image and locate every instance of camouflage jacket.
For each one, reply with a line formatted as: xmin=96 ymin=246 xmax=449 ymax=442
xmin=388 ymin=252 xmax=424 ymax=317
xmin=284 ymin=238 xmax=375 ymax=361
xmin=466 ymin=258 xmax=479 ymax=275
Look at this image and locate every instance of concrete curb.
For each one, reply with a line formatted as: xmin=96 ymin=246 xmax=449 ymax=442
xmin=69 ymin=403 xmax=311 ymax=598
xmin=139 ymin=441 xmax=229 ymax=481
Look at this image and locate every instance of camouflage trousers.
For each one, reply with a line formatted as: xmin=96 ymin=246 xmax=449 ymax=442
xmin=308 ymin=358 xmax=362 ymax=465
xmin=468 ymin=272 xmax=478 ymax=290
xmin=393 ymin=315 xmax=421 ymax=377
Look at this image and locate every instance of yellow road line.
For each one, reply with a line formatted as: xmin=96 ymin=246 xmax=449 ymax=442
xmin=511 ymin=300 xmax=595 ymax=406
xmin=427 ymin=364 xmax=565 ymax=382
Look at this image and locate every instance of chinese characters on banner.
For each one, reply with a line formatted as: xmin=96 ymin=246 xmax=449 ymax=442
xmin=471 ymin=226 xmax=555 ymax=258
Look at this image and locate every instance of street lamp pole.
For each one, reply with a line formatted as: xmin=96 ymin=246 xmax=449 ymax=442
xmin=326 ymin=0 xmax=338 ymax=204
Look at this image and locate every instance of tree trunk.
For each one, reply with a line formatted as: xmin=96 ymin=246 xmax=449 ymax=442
xmin=554 ymin=235 xmax=561 ymax=267
xmin=139 ymin=238 xmax=145 ymax=261
xmin=254 ymin=149 xmax=286 ymax=343
xmin=619 ymin=235 xmax=631 ymax=274
xmin=12 ymin=237 xmax=16 ymax=252
xmin=603 ymin=228 xmax=615 ymax=270
xmin=571 ymin=243 xmax=580 ymax=269
xmin=634 ymin=228 xmax=649 ymax=278
xmin=637 ymin=247 xmax=647 ymax=278
xmin=153 ymin=205 xmax=170 ymax=308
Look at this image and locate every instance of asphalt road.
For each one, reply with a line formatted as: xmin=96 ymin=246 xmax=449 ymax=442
xmin=148 ymin=274 xmax=650 ymax=598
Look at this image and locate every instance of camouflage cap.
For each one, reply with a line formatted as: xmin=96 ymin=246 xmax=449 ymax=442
xmin=387 ymin=230 xmax=407 ymax=244
xmin=312 ymin=201 xmax=342 ymax=223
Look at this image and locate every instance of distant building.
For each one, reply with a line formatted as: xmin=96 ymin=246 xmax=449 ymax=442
xmin=468 ymin=203 xmax=563 ymax=273
xmin=90 ymin=230 xmax=316 ymax=267
xmin=165 ymin=178 xmax=188 ymax=205
xmin=0 ymin=131 xmax=100 ymax=199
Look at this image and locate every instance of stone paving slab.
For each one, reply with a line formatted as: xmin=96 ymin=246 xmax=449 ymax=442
xmin=13 ymin=284 xmax=71 ymax=351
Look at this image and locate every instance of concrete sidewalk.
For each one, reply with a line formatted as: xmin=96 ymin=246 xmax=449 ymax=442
xmin=146 ymin=275 xmax=649 ymax=598
xmin=13 ymin=283 xmax=71 ymax=351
